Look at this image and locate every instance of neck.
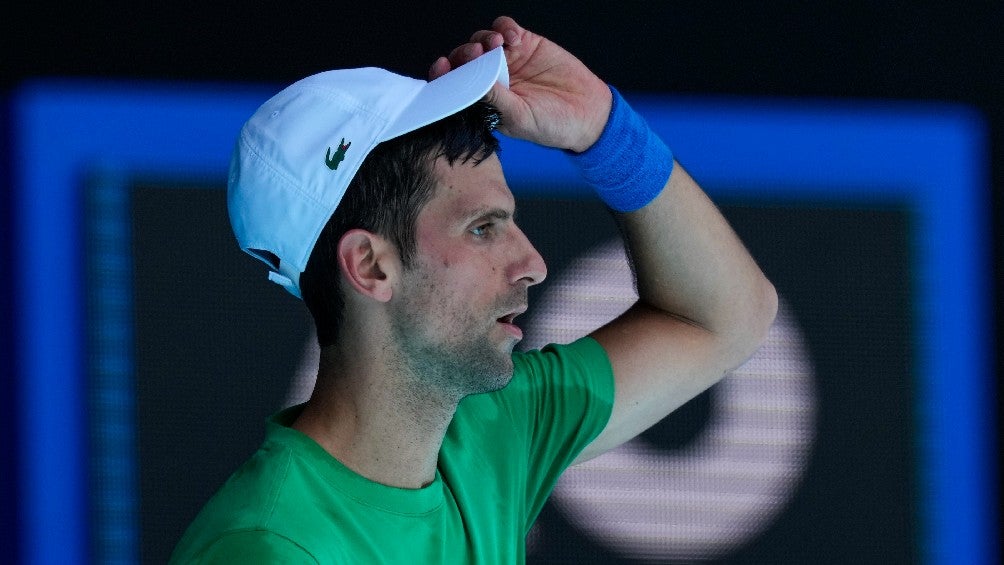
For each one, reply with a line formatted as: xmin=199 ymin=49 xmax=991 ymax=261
xmin=291 ymin=339 xmax=462 ymax=489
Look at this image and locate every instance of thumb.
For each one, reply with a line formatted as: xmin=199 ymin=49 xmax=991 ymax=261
xmin=484 ymin=81 xmax=526 ymax=137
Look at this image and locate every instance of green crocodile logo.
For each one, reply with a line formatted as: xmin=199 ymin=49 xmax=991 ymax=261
xmin=325 ymin=138 xmax=352 ymax=170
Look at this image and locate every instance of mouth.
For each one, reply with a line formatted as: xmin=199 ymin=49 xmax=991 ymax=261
xmin=496 ymin=305 xmax=527 ymax=323
xmin=496 ymin=306 xmax=528 ymax=339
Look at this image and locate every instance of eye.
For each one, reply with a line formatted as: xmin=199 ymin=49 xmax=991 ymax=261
xmin=470 ymin=222 xmax=494 ymax=237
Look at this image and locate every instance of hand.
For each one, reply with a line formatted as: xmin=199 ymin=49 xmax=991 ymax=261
xmin=429 ymin=16 xmax=612 ymax=153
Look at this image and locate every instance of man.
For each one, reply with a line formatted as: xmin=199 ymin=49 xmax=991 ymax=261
xmin=171 ymin=16 xmax=777 ymax=564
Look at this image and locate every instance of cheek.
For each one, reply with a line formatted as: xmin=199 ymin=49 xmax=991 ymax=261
xmin=428 ymin=247 xmax=487 ymax=281
xmin=426 ymin=265 xmax=491 ymax=316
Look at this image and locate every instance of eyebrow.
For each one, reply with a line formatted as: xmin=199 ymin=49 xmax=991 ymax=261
xmin=465 ymin=207 xmax=514 ymax=224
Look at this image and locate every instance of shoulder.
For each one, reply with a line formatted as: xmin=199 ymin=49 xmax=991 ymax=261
xmin=511 ymin=336 xmax=613 ymax=391
xmin=174 ymin=529 xmax=321 ymax=564
xmin=172 ymin=435 xmax=337 ymax=563
xmin=472 ymin=336 xmax=614 ymax=430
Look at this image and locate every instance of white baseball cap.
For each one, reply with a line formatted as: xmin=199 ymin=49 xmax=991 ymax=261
xmin=228 ymin=47 xmax=509 ymax=298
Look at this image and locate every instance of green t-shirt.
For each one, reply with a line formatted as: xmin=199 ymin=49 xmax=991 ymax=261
xmin=170 ymin=337 xmax=614 ymax=564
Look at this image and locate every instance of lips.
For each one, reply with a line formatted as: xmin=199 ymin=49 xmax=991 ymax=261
xmin=496 ymin=305 xmax=527 ymax=340
xmin=496 ymin=305 xmax=527 ymax=325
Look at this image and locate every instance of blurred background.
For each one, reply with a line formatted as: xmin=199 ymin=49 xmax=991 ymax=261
xmin=2 ymin=2 xmax=1000 ymax=564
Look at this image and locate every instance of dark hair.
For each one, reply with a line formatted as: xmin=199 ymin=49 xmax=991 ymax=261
xmin=300 ymin=101 xmax=501 ymax=346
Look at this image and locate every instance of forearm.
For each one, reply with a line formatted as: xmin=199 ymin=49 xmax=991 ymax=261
xmin=569 ymin=86 xmax=776 ymax=369
xmin=618 ymin=163 xmax=777 ymax=366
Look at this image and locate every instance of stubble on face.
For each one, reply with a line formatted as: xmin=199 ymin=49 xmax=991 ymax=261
xmin=389 ymin=255 xmax=522 ymax=400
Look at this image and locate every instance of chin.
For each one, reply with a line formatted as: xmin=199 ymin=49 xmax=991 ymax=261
xmin=474 ymin=356 xmax=515 ymax=394
xmin=481 ymin=368 xmax=515 ymax=394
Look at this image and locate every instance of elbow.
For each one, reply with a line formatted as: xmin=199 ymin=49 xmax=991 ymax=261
xmin=726 ymin=277 xmax=778 ymax=369
xmin=754 ymin=279 xmax=779 ymax=344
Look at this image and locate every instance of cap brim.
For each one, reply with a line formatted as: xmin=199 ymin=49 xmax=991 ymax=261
xmin=382 ymin=46 xmax=509 ymax=142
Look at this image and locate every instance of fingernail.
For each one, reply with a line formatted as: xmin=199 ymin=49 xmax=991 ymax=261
xmin=504 ymin=30 xmax=520 ymax=46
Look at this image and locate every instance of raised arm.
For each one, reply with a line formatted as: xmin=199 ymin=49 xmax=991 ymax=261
xmin=434 ymin=17 xmax=778 ymax=463
xmin=580 ymin=163 xmax=778 ymax=461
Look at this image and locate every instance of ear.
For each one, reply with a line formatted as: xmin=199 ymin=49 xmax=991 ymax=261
xmin=336 ymin=229 xmax=397 ymax=303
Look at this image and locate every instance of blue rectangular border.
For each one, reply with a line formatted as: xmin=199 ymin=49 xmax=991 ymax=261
xmin=12 ymin=81 xmax=993 ymax=564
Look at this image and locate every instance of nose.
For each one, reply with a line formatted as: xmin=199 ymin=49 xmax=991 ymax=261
xmin=508 ymin=224 xmax=547 ymax=287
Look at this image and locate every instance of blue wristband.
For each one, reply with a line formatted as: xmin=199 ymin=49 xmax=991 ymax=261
xmin=566 ymin=86 xmax=674 ymax=213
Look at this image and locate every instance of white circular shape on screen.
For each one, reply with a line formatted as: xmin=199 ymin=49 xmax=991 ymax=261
xmin=522 ymin=240 xmax=816 ymax=562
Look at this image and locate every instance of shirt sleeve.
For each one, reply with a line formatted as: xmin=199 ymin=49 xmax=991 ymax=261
xmin=507 ymin=336 xmax=615 ymax=523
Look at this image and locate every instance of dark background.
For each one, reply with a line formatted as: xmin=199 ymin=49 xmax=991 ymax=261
xmin=2 ymin=2 xmax=1000 ymax=563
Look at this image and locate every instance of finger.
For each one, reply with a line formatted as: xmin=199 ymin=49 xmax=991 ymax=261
xmin=446 ymin=42 xmax=487 ymax=68
xmin=468 ymin=30 xmax=505 ymax=50
xmin=482 ymin=82 xmax=522 ymax=132
xmin=491 ymin=16 xmax=524 ymax=46
xmin=428 ymin=56 xmax=451 ymax=81
xmin=484 ymin=82 xmax=509 ymax=109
